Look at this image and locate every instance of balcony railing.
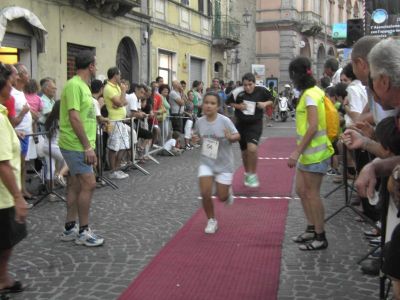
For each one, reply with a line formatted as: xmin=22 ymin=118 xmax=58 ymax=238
xmin=212 ymin=15 xmax=240 ymax=48
xmin=300 ymin=11 xmax=322 ymax=36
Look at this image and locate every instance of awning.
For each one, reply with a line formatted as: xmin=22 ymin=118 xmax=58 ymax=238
xmin=0 ymin=6 xmax=47 ymax=53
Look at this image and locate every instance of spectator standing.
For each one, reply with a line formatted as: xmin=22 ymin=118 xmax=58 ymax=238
xmin=288 ymin=56 xmax=334 ymax=251
xmin=59 ymin=50 xmax=104 ymax=247
xmin=12 ymin=63 xmax=34 ymax=200
xmin=354 ymin=39 xmax=400 ymax=299
xmin=226 ymin=73 xmax=273 ymax=188
xmin=24 ymin=79 xmax=42 ymax=134
xmin=169 ymin=80 xmax=185 ymax=132
xmin=39 ymin=78 xmax=57 ymax=126
xmin=183 ymin=90 xmax=195 ymax=149
xmin=324 ymin=57 xmax=342 ymax=85
xmin=158 ymin=84 xmax=171 ymax=143
xmin=0 ymin=63 xmax=28 ymax=297
xmin=103 ymin=67 xmax=129 ymax=180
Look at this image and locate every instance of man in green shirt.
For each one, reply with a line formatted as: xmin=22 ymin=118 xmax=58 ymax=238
xmin=59 ymin=50 xmax=104 ymax=247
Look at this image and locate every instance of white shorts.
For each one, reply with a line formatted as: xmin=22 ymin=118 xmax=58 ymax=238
xmin=107 ymin=122 xmax=131 ymax=151
xmin=198 ymin=164 xmax=233 ymax=185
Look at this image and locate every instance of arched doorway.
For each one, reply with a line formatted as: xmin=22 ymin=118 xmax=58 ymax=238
xmin=328 ymin=47 xmax=335 ymax=57
xmin=300 ymin=38 xmax=311 ymax=58
xmin=316 ymin=44 xmax=326 ymax=80
xmin=214 ymin=61 xmax=223 ymax=80
xmin=116 ymin=37 xmax=139 ymax=84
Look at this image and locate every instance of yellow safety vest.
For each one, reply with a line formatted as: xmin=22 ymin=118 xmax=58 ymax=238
xmin=296 ymin=86 xmax=334 ymax=165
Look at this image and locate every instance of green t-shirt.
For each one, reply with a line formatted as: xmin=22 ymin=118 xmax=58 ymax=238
xmin=59 ymin=75 xmax=97 ymax=151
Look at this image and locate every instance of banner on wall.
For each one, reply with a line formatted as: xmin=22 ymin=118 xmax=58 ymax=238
xmin=251 ymin=64 xmax=266 ymax=86
xmin=364 ymin=0 xmax=400 ymax=37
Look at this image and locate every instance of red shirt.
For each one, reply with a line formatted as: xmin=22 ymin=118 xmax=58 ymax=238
xmin=152 ymin=93 xmax=162 ymax=126
xmin=4 ymin=96 xmax=16 ymax=118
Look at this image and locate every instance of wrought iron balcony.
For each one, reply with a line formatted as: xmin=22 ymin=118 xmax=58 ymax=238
xmin=69 ymin=0 xmax=141 ymax=17
xmin=300 ymin=11 xmax=322 ymax=36
xmin=212 ymin=15 xmax=240 ymax=49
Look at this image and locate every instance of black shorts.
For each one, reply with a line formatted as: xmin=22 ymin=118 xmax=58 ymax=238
xmin=236 ymin=119 xmax=263 ymax=151
xmin=0 ymin=206 xmax=27 ymax=250
xmin=138 ymin=128 xmax=153 ymax=140
xmin=382 ymin=223 xmax=400 ymax=280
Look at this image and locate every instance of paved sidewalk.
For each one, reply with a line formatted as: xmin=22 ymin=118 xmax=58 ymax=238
xmin=7 ymin=120 xmax=381 ymax=300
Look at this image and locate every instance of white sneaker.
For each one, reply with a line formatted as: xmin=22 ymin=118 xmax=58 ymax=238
xmin=225 ymin=187 xmax=234 ymax=206
xmin=75 ymin=228 xmax=104 ymax=247
xmin=109 ymin=171 xmax=128 ymax=179
xmin=117 ymin=170 xmax=129 ymax=178
xmin=204 ymin=218 xmax=218 ymax=234
xmin=60 ymin=224 xmax=78 ymax=241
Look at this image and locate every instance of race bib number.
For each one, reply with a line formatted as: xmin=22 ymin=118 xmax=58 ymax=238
xmin=202 ymin=138 xmax=219 ymax=160
xmin=242 ymin=100 xmax=256 ymax=115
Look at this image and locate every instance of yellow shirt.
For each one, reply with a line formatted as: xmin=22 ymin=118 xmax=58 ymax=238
xmin=0 ymin=104 xmax=21 ymax=209
xmin=104 ymin=81 xmax=126 ymax=120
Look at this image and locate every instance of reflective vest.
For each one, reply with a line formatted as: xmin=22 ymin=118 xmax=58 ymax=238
xmin=296 ymin=86 xmax=334 ymax=165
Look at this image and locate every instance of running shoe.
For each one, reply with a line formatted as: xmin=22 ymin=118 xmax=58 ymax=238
xmin=225 ymin=187 xmax=234 ymax=206
xmin=245 ymin=174 xmax=259 ymax=188
xmin=75 ymin=228 xmax=104 ymax=247
xmin=60 ymin=224 xmax=78 ymax=241
xmin=204 ymin=218 xmax=218 ymax=234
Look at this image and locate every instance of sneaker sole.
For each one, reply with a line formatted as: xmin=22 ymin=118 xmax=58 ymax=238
xmin=75 ymin=239 xmax=104 ymax=247
xmin=60 ymin=235 xmax=77 ymax=242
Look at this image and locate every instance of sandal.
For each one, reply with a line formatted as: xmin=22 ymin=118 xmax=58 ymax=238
xmin=0 ymin=281 xmax=23 ymax=294
xmin=292 ymin=231 xmax=315 ymax=243
xmin=299 ymin=239 xmax=328 ymax=251
xmin=0 ymin=294 xmax=10 ymax=300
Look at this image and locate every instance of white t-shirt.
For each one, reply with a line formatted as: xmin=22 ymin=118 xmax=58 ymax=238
xmin=344 ymin=79 xmax=368 ymax=127
xmin=126 ymin=92 xmax=140 ymax=113
xmin=332 ymin=67 xmax=343 ymax=85
xmin=92 ymin=97 xmax=101 ymax=117
xmin=12 ymin=87 xmax=32 ymax=134
xmin=163 ymin=138 xmax=176 ymax=151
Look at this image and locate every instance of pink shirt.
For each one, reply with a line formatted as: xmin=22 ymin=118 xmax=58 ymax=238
xmin=25 ymin=93 xmax=43 ymax=113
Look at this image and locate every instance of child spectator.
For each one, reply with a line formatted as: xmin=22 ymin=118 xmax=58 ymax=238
xmin=159 ymin=131 xmax=183 ymax=156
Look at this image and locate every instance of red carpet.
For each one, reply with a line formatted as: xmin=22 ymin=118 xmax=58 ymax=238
xmin=232 ymin=137 xmax=297 ymax=196
xmin=118 ymin=138 xmax=296 ymax=300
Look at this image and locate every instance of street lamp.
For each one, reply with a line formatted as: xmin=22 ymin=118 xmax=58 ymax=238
xmin=243 ymin=8 xmax=251 ymax=27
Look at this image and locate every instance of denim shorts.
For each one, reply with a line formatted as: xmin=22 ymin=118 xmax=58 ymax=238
xmin=60 ymin=148 xmax=93 ymax=176
xmin=20 ymin=136 xmax=29 ymax=156
xmin=297 ymin=158 xmax=330 ymax=174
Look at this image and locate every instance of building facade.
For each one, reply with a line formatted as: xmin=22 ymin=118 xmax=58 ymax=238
xmin=256 ymin=0 xmax=364 ymax=90
xmin=0 ymin=0 xmax=148 ymax=91
xmin=149 ymin=0 xmax=212 ymax=87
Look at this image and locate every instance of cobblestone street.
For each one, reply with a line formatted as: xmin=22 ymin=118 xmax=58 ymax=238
xmin=9 ymin=120 xmax=381 ymax=300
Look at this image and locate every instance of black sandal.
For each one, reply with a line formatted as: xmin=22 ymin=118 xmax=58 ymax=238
xmin=299 ymin=239 xmax=328 ymax=251
xmin=0 ymin=294 xmax=10 ymax=300
xmin=292 ymin=231 xmax=315 ymax=243
xmin=0 ymin=281 xmax=23 ymax=294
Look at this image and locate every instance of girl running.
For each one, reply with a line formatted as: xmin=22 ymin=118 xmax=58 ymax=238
xmin=193 ymin=91 xmax=240 ymax=234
